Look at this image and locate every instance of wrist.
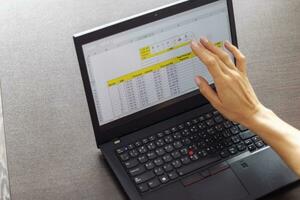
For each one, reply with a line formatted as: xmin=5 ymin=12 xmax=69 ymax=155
xmin=242 ymin=104 xmax=275 ymax=130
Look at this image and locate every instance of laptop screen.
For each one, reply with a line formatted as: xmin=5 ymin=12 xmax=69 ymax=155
xmin=82 ymin=0 xmax=231 ymax=126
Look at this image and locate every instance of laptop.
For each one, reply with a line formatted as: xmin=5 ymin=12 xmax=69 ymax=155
xmin=73 ymin=0 xmax=298 ymax=199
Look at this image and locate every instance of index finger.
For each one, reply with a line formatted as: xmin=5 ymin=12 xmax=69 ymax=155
xmin=191 ymin=41 xmax=224 ymax=78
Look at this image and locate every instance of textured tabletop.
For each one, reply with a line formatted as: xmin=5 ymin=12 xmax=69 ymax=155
xmin=0 ymin=0 xmax=299 ymax=199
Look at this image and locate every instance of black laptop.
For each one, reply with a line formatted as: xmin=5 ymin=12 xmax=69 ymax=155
xmin=73 ymin=0 xmax=298 ymax=199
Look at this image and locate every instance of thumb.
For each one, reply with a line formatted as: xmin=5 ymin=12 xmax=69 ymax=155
xmin=195 ymin=76 xmax=222 ymax=108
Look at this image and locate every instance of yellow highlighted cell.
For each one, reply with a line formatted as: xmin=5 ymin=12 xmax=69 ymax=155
xmin=107 ymin=41 xmax=223 ymax=87
xmin=107 ymin=52 xmax=195 ymax=87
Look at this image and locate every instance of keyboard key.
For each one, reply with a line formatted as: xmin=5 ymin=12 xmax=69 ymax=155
xmin=180 ymin=156 xmax=191 ymax=165
xmin=162 ymin=154 xmax=172 ymax=162
xmin=177 ymin=155 xmax=221 ymax=176
xmin=156 ymin=139 xmax=165 ymax=147
xmin=163 ymin=163 xmax=173 ymax=172
xmin=178 ymin=124 xmax=185 ymax=129
xmin=231 ymin=135 xmax=241 ymax=144
xmin=142 ymin=138 xmax=149 ymax=144
xmin=223 ymin=121 xmax=232 ymax=129
xmin=190 ymin=154 xmax=199 ymax=161
xmin=170 ymin=127 xmax=177 ymax=133
xmin=138 ymin=155 xmax=148 ymax=163
xmin=224 ymin=138 xmax=233 ymax=147
xmin=146 ymin=151 xmax=157 ymax=160
xmin=145 ymin=161 xmax=155 ymax=169
xmin=244 ymin=139 xmax=253 ymax=145
xmin=157 ymin=132 xmax=164 ymax=138
xmin=159 ymin=174 xmax=169 ymax=183
xmin=182 ymin=138 xmax=191 ymax=145
xmin=240 ymin=130 xmax=255 ymax=140
xmin=173 ymin=132 xmax=182 ymax=140
xmin=238 ymin=124 xmax=248 ymax=131
xmin=124 ymin=158 xmax=139 ymax=169
xmin=147 ymin=142 xmax=156 ymax=150
xmin=198 ymin=149 xmax=208 ymax=157
xmin=153 ymin=158 xmax=164 ymax=166
xmin=137 ymin=183 xmax=149 ymax=193
xmin=205 ymin=113 xmax=213 ymax=119
xmin=171 ymin=151 xmax=181 ymax=159
xmin=180 ymin=147 xmax=188 ymax=155
xmin=129 ymin=165 xmax=146 ymax=176
xmin=228 ymin=146 xmax=238 ymax=155
xmin=185 ymin=121 xmax=192 ymax=127
xmin=164 ymin=129 xmax=171 ymax=135
xmin=236 ymin=143 xmax=246 ymax=151
xmin=154 ymin=167 xmax=164 ymax=175
xmin=192 ymin=118 xmax=199 ymax=124
xmin=149 ymin=135 xmax=156 ymax=141
xmin=214 ymin=124 xmax=223 ymax=131
xmin=230 ymin=126 xmax=240 ymax=135
xmin=164 ymin=135 xmax=174 ymax=143
xmin=119 ymin=152 xmax=130 ymax=161
xmin=164 ymin=144 xmax=174 ymax=153
xmin=134 ymin=171 xmax=155 ymax=184
xmin=198 ymin=122 xmax=206 ymax=130
xmin=168 ymin=171 xmax=178 ymax=180
xmin=220 ymin=150 xmax=230 ymax=158
xmin=198 ymin=115 xmax=205 ymax=121
xmin=222 ymin=130 xmax=231 ymax=138
xmin=206 ymin=119 xmax=215 ymax=127
xmin=138 ymin=146 xmax=147 ymax=154
xmin=127 ymin=144 xmax=134 ymax=150
xmin=135 ymin=141 xmax=142 ymax=147
xmin=255 ymin=141 xmax=265 ymax=148
xmin=214 ymin=115 xmax=223 ymax=124
xmin=252 ymin=136 xmax=261 ymax=143
xmin=207 ymin=127 xmax=216 ymax=135
xmin=248 ymin=144 xmax=256 ymax=152
xmin=173 ymin=141 xmax=183 ymax=149
xmin=148 ymin=178 xmax=160 ymax=188
xmin=129 ymin=149 xmax=138 ymax=157
xmin=213 ymin=110 xmax=219 ymax=115
xmin=116 ymin=147 xmax=127 ymax=154
xmin=155 ymin=148 xmax=165 ymax=156
xmin=171 ymin=160 xmax=182 ymax=168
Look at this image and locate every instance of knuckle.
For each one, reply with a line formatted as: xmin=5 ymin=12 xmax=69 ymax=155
xmin=205 ymin=57 xmax=217 ymax=66
xmin=239 ymin=54 xmax=246 ymax=62
xmin=220 ymin=53 xmax=230 ymax=62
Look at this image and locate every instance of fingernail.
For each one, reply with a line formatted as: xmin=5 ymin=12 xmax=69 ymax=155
xmin=195 ymin=77 xmax=201 ymax=86
xmin=200 ymin=37 xmax=209 ymax=44
xmin=191 ymin=41 xmax=198 ymax=48
xmin=225 ymin=40 xmax=230 ymax=46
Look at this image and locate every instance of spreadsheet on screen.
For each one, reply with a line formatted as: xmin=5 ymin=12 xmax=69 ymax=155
xmin=82 ymin=0 xmax=231 ymax=125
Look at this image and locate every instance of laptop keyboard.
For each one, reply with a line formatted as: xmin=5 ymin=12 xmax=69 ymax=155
xmin=115 ymin=109 xmax=266 ymax=193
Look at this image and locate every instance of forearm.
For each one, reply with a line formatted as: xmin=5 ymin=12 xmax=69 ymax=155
xmin=243 ymin=106 xmax=300 ymax=176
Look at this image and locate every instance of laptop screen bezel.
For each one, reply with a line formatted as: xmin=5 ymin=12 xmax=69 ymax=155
xmin=73 ymin=0 xmax=238 ymax=147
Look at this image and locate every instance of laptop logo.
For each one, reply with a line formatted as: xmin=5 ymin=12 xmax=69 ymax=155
xmin=240 ymin=161 xmax=249 ymax=168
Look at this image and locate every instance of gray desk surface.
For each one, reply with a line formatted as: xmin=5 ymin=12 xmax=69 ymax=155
xmin=0 ymin=0 xmax=299 ymax=199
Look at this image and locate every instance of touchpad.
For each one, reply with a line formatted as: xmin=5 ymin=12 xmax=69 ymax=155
xmin=185 ymin=168 xmax=248 ymax=200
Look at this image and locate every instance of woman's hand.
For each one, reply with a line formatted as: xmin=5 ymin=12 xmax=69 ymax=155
xmin=191 ymin=38 xmax=266 ymax=127
xmin=191 ymin=38 xmax=300 ymax=176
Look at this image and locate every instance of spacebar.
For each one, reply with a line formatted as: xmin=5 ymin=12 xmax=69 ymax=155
xmin=177 ymin=156 xmax=221 ymax=176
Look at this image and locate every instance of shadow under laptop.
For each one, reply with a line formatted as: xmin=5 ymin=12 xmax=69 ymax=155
xmin=258 ymin=180 xmax=300 ymax=200
xmin=98 ymin=153 xmax=130 ymax=200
